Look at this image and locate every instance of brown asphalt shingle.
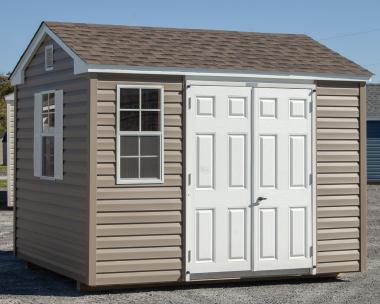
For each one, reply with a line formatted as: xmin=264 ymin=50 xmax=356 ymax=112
xmin=45 ymin=21 xmax=372 ymax=77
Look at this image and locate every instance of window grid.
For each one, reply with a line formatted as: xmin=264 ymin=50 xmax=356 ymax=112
xmin=119 ymin=88 xmax=161 ymax=132
xmin=42 ymin=92 xmax=55 ymax=178
xmin=117 ymin=86 xmax=164 ymax=184
xmin=120 ymin=135 xmax=161 ymax=179
xmin=42 ymin=93 xmax=55 ymax=136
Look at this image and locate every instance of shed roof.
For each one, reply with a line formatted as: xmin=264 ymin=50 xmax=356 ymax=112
xmin=44 ymin=21 xmax=372 ymax=78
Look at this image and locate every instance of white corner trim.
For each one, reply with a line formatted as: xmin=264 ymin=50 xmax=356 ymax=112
xmin=10 ymin=23 xmax=87 ymax=85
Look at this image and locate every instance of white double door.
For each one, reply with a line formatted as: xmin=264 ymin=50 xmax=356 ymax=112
xmin=187 ymin=85 xmax=313 ymax=275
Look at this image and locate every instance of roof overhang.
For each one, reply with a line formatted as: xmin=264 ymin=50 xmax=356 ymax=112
xmin=10 ymin=23 xmax=373 ymax=86
xmin=86 ymin=64 xmax=372 ymax=82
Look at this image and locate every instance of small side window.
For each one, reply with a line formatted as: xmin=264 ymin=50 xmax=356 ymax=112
xmin=117 ymin=86 xmax=164 ymax=184
xmin=45 ymin=45 xmax=54 ymax=71
xmin=34 ymin=90 xmax=63 ymax=180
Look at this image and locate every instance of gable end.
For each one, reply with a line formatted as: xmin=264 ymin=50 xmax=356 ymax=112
xmin=10 ymin=22 xmax=87 ymax=85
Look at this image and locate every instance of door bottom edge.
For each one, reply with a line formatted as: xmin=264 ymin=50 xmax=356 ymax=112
xmin=189 ymin=268 xmax=313 ymax=281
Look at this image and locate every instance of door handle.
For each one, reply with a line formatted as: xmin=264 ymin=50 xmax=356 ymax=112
xmin=257 ymin=196 xmax=267 ymax=202
xmin=249 ymin=197 xmax=268 ymax=207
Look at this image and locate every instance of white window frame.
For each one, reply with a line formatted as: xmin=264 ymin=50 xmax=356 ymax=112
xmin=45 ymin=44 xmax=54 ymax=71
xmin=34 ymin=90 xmax=63 ymax=180
xmin=116 ymin=85 xmax=164 ymax=184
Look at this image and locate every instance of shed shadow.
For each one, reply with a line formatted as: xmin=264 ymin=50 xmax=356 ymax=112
xmin=0 ymin=249 xmax=348 ymax=297
xmin=100 ymin=275 xmax=348 ymax=296
xmin=0 ymin=250 xmax=81 ymax=297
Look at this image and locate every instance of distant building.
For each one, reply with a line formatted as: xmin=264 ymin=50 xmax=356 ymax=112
xmin=367 ymin=84 xmax=380 ymax=182
xmin=5 ymin=92 xmax=14 ymax=206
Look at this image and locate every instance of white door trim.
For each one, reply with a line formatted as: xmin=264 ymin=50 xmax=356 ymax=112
xmin=185 ymin=84 xmax=191 ymax=281
xmin=186 ymin=78 xmax=316 ymax=89
xmin=185 ymin=80 xmax=317 ymax=280
xmin=311 ymin=88 xmax=317 ymax=271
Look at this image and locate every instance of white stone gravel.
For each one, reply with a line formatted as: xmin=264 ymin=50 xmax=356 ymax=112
xmin=0 ymin=185 xmax=379 ymax=304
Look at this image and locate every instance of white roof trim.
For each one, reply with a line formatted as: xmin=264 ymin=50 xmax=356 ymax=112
xmin=10 ymin=23 xmax=87 ymax=85
xmin=10 ymin=23 xmax=372 ymax=85
xmin=86 ymin=64 xmax=371 ymax=82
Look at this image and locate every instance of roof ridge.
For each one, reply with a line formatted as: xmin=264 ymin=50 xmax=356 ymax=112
xmin=44 ymin=20 xmax=309 ymax=37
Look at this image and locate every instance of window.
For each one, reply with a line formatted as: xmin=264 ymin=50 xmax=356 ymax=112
xmin=117 ymin=86 xmax=164 ymax=184
xmin=34 ymin=90 xmax=63 ymax=179
xmin=45 ymin=45 xmax=54 ymax=71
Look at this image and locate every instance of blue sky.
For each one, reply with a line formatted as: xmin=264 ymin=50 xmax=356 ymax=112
xmin=1 ymin=0 xmax=379 ymax=81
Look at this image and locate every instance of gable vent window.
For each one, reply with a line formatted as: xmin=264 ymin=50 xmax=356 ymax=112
xmin=45 ymin=45 xmax=54 ymax=71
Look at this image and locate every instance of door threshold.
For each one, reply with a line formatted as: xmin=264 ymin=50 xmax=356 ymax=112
xmin=189 ymin=268 xmax=312 ymax=281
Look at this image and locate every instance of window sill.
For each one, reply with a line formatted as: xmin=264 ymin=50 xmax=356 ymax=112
xmin=116 ymin=178 xmax=164 ymax=185
xmin=39 ymin=176 xmax=59 ymax=181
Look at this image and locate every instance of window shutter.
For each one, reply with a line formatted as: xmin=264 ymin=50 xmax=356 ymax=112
xmin=33 ymin=93 xmax=42 ymax=177
xmin=54 ymin=90 xmax=63 ymax=179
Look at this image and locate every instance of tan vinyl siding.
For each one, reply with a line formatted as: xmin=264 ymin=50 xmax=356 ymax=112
xmin=15 ymin=36 xmax=89 ymax=282
xmin=95 ymin=74 xmax=183 ymax=285
xmin=315 ymin=82 xmax=363 ymax=274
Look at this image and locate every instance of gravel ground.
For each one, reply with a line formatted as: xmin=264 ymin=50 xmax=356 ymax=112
xmin=0 ymin=186 xmax=379 ymax=304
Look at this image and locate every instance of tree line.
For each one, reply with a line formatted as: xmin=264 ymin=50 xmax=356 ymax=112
xmin=0 ymin=74 xmax=13 ymax=133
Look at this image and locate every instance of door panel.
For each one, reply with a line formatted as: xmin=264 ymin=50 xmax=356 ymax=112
xmin=195 ymin=209 xmax=214 ymax=262
xmin=289 ymin=135 xmax=306 ymax=188
xmin=289 ymin=207 xmax=306 ymax=258
xmin=260 ymin=135 xmax=277 ymax=188
xmin=196 ymin=134 xmax=214 ymax=189
xmin=259 ymin=208 xmax=277 ymax=259
xmin=229 ymin=135 xmax=246 ymax=188
xmin=228 ymin=208 xmax=246 ymax=260
xmin=188 ymin=86 xmax=251 ymax=274
xmin=253 ymin=87 xmax=312 ymax=271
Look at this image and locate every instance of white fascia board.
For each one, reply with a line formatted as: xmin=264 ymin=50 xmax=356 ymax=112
xmin=10 ymin=24 xmax=87 ymax=85
xmin=86 ymin=64 xmax=371 ymax=82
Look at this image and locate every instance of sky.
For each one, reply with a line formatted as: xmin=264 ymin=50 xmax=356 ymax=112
xmin=1 ymin=0 xmax=379 ymax=82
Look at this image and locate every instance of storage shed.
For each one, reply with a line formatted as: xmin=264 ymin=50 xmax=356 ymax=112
xmin=367 ymin=84 xmax=380 ymax=182
xmin=9 ymin=21 xmax=372 ymax=289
